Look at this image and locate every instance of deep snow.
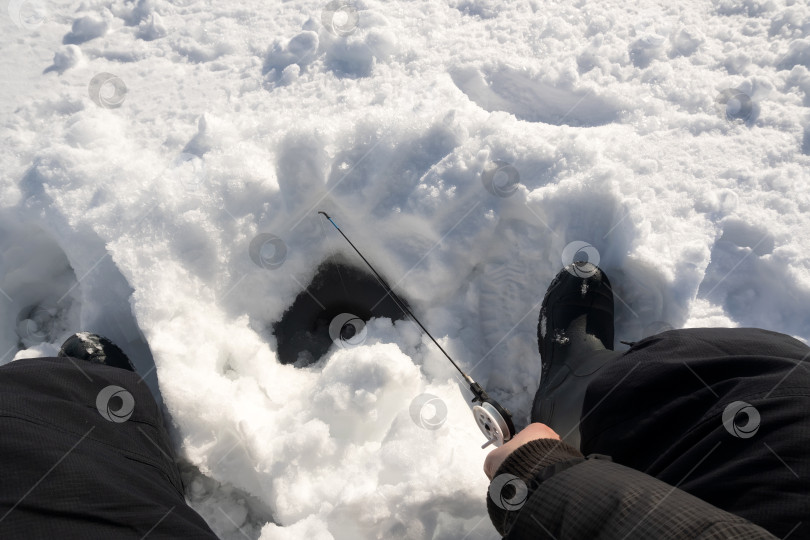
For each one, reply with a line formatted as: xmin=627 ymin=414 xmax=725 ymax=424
xmin=1 ymin=0 xmax=809 ymax=538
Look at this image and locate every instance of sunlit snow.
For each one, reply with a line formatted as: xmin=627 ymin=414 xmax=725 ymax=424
xmin=2 ymin=0 xmax=809 ymax=538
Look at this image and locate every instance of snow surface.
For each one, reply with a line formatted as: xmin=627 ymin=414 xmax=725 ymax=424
xmin=2 ymin=0 xmax=810 ymax=538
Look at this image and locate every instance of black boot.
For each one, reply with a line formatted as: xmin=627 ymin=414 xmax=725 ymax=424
xmin=531 ymin=263 xmax=622 ymax=449
xmin=58 ymin=332 xmax=136 ymax=372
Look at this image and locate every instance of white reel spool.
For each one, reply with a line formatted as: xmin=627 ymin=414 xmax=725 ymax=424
xmin=473 ymin=401 xmax=510 ymax=449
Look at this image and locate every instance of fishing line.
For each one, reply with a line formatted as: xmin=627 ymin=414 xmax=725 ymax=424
xmin=318 ymin=213 xmax=352 ymax=298
xmin=318 ymin=211 xmax=515 ymax=448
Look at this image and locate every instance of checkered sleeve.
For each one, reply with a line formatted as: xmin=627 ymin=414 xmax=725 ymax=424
xmin=487 ymin=440 xmax=779 ymax=539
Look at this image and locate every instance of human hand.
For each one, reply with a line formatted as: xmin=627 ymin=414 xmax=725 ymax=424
xmin=483 ymin=423 xmax=560 ymax=480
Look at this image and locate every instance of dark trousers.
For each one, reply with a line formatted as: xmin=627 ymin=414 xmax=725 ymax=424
xmin=581 ymin=328 xmax=810 ymax=539
xmin=0 ymin=357 xmax=219 ymax=539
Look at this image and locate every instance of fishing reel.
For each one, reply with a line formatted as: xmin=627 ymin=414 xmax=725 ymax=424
xmin=468 ymin=379 xmax=516 ymax=449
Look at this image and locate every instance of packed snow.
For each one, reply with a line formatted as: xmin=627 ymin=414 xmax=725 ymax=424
xmin=2 ymin=0 xmax=810 ymax=538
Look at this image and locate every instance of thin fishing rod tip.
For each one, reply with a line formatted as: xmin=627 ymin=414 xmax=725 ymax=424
xmin=317 ymin=211 xmax=331 ymax=218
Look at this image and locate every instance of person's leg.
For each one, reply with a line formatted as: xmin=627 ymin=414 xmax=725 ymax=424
xmin=579 ymin=326 xmax=810 ymax=538
xmin=531 ymin=265 xmax=810 ymax=537
xmin=530 ymin=263 xmax=623 ymax=449
xmin=0 ymin=335 xmax=218 ymax=538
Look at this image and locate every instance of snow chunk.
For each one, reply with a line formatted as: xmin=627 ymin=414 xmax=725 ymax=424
xmin=312 ymin=343 xmax=421 ymax=442
xmin=63 ymin=15 xmax=108 ymax=45
xmin=260 ymin=514 xmax=334 ymax=540
xmin=14 ymin=343 xmax=59 ymax=360
xmin=64 ymin=112 xmax=126 ymax=149
xmin=280 ymin=64 xmax=300 ymax=85
xmin=670 ymin=27 xmax=704 ymax=57
xmin=264 ymin=31 xmax=320 ymax=75
xmin=137 ymin=13 xmax=167 ymax=41
xmin=325 ymin=39 xmax=375 ymax=78
xmin=683 ymin=299 xmax=738 ymax=329
xmin=454 ymin=0 xmax=501 ymax=19
xmin=126 ymin=0 xmax=155 ymax=26
xmin=43 ymin=45 xmax=82 ymax=75
xmin=778 ymin=39 xmax=810 ymax=70
xmin=183 ymin=115 xmax=212 ymax=156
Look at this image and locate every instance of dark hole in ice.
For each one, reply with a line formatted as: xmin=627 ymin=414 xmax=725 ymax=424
xmin=273 ymin=257 xmax=410 ymax=366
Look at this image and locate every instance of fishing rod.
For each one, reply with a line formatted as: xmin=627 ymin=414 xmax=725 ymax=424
xmin=318 ymin=211 xmax=515 ymax=449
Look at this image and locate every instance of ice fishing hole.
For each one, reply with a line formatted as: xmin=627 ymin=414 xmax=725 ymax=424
xmin=273 ymin=257 xmax=410 ymax=367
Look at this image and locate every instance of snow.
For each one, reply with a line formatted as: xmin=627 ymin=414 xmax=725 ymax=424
xmin=44 ymin=44 xmax=83 ymax=74
xmin=62 ymin=14 xmax=109 ymax=45
xmin=2 ymin=0 xmax=810 ymax=538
